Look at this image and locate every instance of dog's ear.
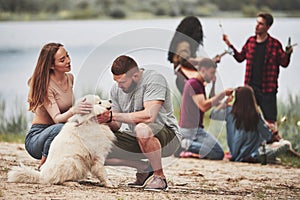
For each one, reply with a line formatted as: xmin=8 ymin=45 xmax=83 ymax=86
xmin=68 ymin=104 xmax=105 ymax=125
xmin=83 ymin=94 xmax=101 ymax=104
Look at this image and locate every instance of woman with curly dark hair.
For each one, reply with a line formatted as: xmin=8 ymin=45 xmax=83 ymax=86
xmin=168 ymin=16 xmax=221 ymax=94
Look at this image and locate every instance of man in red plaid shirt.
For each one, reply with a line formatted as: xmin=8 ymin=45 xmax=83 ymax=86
xmin=223 ymin=12 xmax=293 ymax=131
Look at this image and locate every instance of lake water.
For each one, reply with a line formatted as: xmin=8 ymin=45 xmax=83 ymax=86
xmin=0 ymin=18 xmax=299 ymax=110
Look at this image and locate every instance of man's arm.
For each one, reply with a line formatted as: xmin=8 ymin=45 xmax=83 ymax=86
xmin=279 ymin=40 xmax=293 ymax=68
xmin=208 ymin=76 xmax=216 ymax=99
xmin=192 ymin=89 xmax=233 ymax=112
xmin=112 ymin=100 xmax=163 ymax=125
xmin=223 ymin=34 xmax=247 ymax=63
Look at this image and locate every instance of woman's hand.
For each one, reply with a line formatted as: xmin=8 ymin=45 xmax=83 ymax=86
xmin=225 ymin=94 xmax=234 ymax=105
xmin=71 ymin=98 xmax=93 ymax=115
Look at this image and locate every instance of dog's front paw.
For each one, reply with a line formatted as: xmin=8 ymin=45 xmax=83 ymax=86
xmin=104 ymin=180 xmax=118 ymax=188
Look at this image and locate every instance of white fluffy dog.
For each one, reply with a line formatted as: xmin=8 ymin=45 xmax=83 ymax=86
xmin=8 ymin=95 xmax=116 ymax=187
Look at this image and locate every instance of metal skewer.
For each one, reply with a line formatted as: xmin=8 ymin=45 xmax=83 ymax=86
xmin=219 ymin=20 xmax=225 ymax=34
xmin=219 ymin=20 xmax=233 ymax=55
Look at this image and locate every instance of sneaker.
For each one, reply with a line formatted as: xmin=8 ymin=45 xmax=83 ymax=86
xmin=179 ymin=151 xmax=193 ymax=158
xmin=128 ymin=166 xmax=154 ymax=188
xmin=268 ymin=157 xmax=281 ymax=164
xmin=144 ymin=176 xmax=168 ymax=192
xmin=179 ymin=151 xmax=200 ymax=158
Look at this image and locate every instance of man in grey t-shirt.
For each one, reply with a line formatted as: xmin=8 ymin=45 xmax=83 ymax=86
xmin=97 ymin=55 xmax=180 ymax=191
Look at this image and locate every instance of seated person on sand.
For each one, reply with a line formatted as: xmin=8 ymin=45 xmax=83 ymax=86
xmin=178 ymin=57 xmax=233 ymax=159
xmin=210 ymin=85 xmax=291 ymax=163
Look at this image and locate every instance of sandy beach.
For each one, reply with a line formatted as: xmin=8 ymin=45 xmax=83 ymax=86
xmin=0 ymin=142 xmax=299 ymax=199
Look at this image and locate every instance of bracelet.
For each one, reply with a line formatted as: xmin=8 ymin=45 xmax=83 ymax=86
xmin=106 ymin=111 xmax=113 ymax=123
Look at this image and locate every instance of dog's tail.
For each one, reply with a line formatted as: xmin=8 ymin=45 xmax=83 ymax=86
xmin=7 ymin=163 xmax=40 ymax=183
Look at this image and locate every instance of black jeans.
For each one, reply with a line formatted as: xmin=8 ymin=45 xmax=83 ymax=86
xmin=252 ymin=87 xmax=277 ymax=122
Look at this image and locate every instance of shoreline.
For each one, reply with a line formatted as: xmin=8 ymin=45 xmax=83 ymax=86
xmin=1 ymin=11 xmax=300 ymax=22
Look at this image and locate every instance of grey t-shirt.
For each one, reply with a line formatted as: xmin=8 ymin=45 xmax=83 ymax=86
xmin=110 ymin=69 xmax=181 ymax=140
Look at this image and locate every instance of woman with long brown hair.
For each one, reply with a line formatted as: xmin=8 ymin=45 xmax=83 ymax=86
xmin=26 ymin=43 xmax=92 ymax=169
xmin=210 ymin=86 xmax=272 ymax=162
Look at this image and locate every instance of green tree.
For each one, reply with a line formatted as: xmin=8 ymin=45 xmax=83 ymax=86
xmin=0 ymin=0 xmax=41 ymax=13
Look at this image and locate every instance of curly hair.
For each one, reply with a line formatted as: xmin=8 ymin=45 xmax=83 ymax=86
xmin=168 ymin=16 xmax=203 ymax=64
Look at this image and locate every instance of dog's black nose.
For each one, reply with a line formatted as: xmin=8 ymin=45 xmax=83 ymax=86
xmin=99 ymin=101 xmax=102 ymax=104
xmin=107 ymin=107 xmax=111 ymax=110
xmin=108 ymin=100 xmax=112 ymax=103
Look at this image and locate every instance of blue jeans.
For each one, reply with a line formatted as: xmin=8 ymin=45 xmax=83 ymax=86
xmin=25 ymin=123 xmax=64 ymax=159
xmin=180 ymin=127 xmax=224 ymax=160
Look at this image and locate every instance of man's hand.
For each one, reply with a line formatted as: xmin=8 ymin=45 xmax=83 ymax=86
xmin=285 ymin=45 xmax=293 ymax=55
xmin=96 ymin=110 xmax=111 ymax=124
xmin=223 ymin=34 xmax=231 ymax=47
xmin=225 ymin=88 xmax=234 ymax=96
xmin=212 ymin=54 xmax=221 ymax=63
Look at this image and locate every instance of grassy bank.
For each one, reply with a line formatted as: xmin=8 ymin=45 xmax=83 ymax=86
xmin=0 ymin=96 xmax=28 ymax=142
xmin=1 ymin=0 xmax=300 ymax=21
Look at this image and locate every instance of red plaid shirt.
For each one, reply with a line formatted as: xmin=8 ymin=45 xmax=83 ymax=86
xmin=230 ymin=35 xmax=291 ymax=93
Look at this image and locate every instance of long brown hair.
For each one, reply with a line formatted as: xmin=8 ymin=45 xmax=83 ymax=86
xmin=28 ymin=43 xmax=63 ymax=112
xmin=231 ymin=86 xmax=260 ymax=132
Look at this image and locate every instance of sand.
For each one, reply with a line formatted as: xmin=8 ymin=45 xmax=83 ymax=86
xmin=0 ymin=142 xmax=299 ymax=200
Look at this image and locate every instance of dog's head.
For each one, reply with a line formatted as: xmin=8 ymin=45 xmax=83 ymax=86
xmin=68 ymin=94 xmax=112 ymax=125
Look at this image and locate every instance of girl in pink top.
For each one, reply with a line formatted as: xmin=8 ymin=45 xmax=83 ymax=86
xmin=25 ymin=43 xmax=92 ymax=169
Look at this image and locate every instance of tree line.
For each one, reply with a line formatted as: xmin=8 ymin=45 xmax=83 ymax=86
xmin=0 ymin=0 xmax=299 ymax=20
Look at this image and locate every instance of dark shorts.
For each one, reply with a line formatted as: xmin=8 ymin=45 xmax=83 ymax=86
xmin=253 ymin=88 xmax=277 ymax=122
xmin=107 ymin=123 xmax=180 ymax=160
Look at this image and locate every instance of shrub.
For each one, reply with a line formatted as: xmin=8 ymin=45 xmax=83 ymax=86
xmin=0 ymin=97 xmax=28 ymax=135
xmin=277 ymin=95 xmax=300 ymax=151
xmin=108 ymin=7 xmax=126 ymax=19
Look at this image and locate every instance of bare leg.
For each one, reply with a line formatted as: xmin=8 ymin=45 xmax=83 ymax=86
xmin=38 ymin=155 xmax=46 ymax=171
xmin=135 ymin=123 xmax=165 ymax=178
